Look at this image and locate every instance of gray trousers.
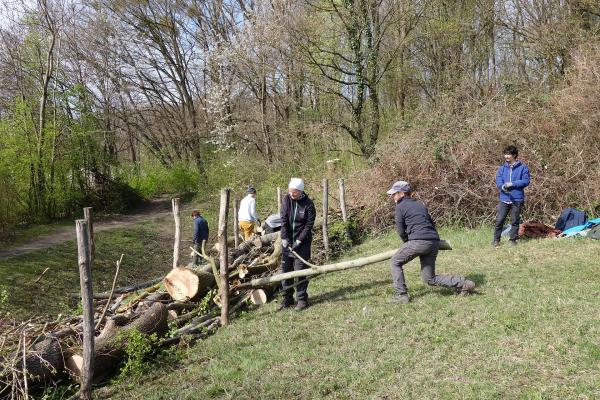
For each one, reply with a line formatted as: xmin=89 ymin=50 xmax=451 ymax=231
xmin=391 ymin=240 xmax=465 ymax=294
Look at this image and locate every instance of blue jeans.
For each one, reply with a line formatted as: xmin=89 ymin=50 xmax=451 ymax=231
xmin=493 ymin=201 xmax=523 ymax=242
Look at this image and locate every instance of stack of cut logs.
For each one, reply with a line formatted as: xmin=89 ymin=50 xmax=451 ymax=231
xmin=0 ymin=232 xmax=283 ymax=397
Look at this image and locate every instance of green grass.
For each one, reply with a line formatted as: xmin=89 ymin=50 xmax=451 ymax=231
xmin=93 ymin=228 xmax=600 ymax=399
xmin=0 ymin=200 xmax=221 ymax=319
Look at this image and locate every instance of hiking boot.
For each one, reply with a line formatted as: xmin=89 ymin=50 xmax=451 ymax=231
xmin=491 ymin=240 xmax=500 ymax=248
xmin=295 ymin=300 xmax=309 ymax=311
xmin=460 ymin=280 xmax=476 ymax=296
xmin=389 ymin=293 xmax=410 ymax=305
xmin=277 ymin=299 xmax=294 ymax=311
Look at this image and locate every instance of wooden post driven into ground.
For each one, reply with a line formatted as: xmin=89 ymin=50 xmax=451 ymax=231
xmin=233 ymin=196 xmax=240 ymax=248
xmin=218 ymin=189 xmax=230 ymax=326
xmin=172 ymin=198 xmax=180 ymax=269
xmin=75 ymin=220 xmax=94 ymax=400
xmin=338 ymin=178 xmax=348 ymax=222
xmin=277 ymin=187 xmax=282 ymax=215
xmin=322 ymin=178 xmax=330 ymax=260
xmin=83 ymin=207 xmax=94 ymax=264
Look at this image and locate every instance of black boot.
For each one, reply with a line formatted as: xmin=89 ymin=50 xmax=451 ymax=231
xmin=389 ymin=292 xmax=410 ymax=305
xmin=295 ymin=299 xmax=309 ymax=311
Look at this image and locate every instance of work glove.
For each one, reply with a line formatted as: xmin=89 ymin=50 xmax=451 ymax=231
xmin=292 ymin=240 xmax=302 ymax=250
xmin=501 ymin=182 xmax=513 ymax=193
xmin=281 ymin=239 xmax=289 ymax=249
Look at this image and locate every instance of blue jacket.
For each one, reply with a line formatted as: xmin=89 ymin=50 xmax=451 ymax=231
xmin=495 ymin=160 xmax=530 ymax=202
xmin=193 ymin=216 xmax=209 ymax=244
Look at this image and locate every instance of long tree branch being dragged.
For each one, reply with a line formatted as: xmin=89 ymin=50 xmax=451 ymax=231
xmin=233 ymin=240 xmax=452 ymax=291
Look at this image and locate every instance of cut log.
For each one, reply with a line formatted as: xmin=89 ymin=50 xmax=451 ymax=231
xmin=66 ymin=302 xmax=168 ymax=382
xmin=164 ymin=267 xmax=216 ymax=301
xmin=250 ymin=281 xmax=281 ymax=305
xmin=250 ymin=289 xmax=268 ymax=305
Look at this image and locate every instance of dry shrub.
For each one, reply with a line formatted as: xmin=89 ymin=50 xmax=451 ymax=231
xmin=349 ymin=43 xmax=600 ymax=231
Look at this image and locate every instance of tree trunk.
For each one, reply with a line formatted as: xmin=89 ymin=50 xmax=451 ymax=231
xmin=66 ymin=302 xmax=168 ymax=383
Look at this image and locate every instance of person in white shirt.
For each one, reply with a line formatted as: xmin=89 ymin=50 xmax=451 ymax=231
xmin=238 ymin=186 xmax=260 ymax=240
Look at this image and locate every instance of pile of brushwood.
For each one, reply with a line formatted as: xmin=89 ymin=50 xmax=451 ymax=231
xmin=0 ymin=232 xmax=284 ymax=398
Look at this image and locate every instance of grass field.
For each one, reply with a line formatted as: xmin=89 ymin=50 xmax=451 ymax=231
xmin=90 ymin=227 xmax=600 ymax=400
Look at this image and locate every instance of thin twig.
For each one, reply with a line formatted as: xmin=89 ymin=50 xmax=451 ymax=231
xmin=22 ymin=333 xmax=28 ymax=398
xmin=289 ymin=247 xmax=321 ymax=269
xmin=95 ymin=254 xmax=124 ymax=330
xmin=32 ymin=267 xmax=50 ymax=284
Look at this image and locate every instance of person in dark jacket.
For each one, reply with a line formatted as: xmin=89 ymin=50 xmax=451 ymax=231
xmin=493 ymin=145 xmax=530 ymax=247
xmin=278 ymin=177 xmax=316 ymax=311
xmin=191 ymin=210 xmax=209 ymax=265
xmin=387 ymin=180 xmax=475 ymax=304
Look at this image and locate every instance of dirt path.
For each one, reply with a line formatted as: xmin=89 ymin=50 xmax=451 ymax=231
xmin=0 ymin=199 xmax=179 ymax=261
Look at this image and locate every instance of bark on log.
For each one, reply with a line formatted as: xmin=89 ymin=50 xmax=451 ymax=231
xmin=234 ymin=242 xmax=452 ymax=291
xmin=231 ymin=232 xmax=279 ymax=259
xmin=164 ymin=267 xmax=216 ymax=301
xmin=0 ymin=337 xmax=68 ymax=394
xmin=66 ymin=302 xmax=168 ymax=382
xmin=238 ymin=236 xmax=282 ymax=278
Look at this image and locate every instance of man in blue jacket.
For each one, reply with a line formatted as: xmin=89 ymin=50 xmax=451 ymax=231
xmin=191 ymin=210 xmax=209 ymax=265
xmin=493 ymin=145 xmax=530 ymax=247
xmin=388 ymin=180 xmax=475 ymax=305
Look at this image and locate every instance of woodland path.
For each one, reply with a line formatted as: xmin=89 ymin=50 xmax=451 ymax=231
xmin=0 ymin=198 xmax=181 ymax=261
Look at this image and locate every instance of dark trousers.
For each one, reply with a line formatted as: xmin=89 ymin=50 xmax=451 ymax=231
xmin=192 ymin=242 xmax=200 ymax=265
xmin=391 ymin=240 xmax=465 ymax=294
xmin=493 ymin=201 xmax=523 ymax=242
xmin=281 ymin=254 xmax=309 ymax=303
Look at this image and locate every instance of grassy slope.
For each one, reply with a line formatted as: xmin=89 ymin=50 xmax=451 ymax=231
xmin=0 ymin=201 xmax=220 ymax=318
xmin=98 ymin=228 xmax=600 ymax=400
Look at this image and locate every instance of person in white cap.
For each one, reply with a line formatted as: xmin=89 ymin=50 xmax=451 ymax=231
xmin=278 ymin=177 xmax=316 ymax=311
xmin=238 ymin=185 xmax=260 ymax=240
xmin=387 ymin=180 xmax=475 ymax=304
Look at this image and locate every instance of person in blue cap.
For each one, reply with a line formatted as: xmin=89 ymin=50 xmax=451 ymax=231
xmin=387 ymin=180 xmax=475 ymax=304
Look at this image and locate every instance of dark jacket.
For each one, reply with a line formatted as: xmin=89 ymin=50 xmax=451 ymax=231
xmin=280 ymin=192 xmax=316 ymax=256
xmin=395 ymin=197 xmax=440 ymax=242
xmin=495 ymin=160 xmax=530 ymax=203
xmin=193 ymin=216 xmax=209 ymax=244
xmin=555 ymin=208 xmax=587 ymax=231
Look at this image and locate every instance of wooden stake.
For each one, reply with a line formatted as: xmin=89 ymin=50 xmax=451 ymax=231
xmin=83 ymin=207 xmax=94 ymax=264
xmin=338 ymin=178 xmax=348 ymax=222
xmin=277 ymin=187 xmax=282 ymax=215
xmin=322 ymin=178 xmax=330 ymax=260
xmin=172 ymin=198 xmax=180 ymax=269
xmin=233 ymin=196 xmax=240 ymax=248
xmin=218 ymin=189 xmax=230 ymax=326
xmin=75 ymin=219 xmax=94 ymax=400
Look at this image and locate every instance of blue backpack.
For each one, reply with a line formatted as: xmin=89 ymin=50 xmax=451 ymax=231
xmin=555 ymin=208 xmax=587 ymax=231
